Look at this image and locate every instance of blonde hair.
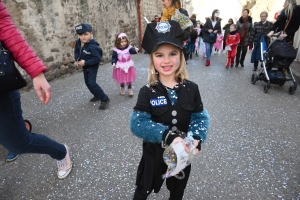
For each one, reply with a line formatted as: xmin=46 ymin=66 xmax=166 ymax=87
xmin=285 ymin=0 xmax=296 ymax=19
xmin=147 ymin=51 xmax=189 ymax=86
xmin=260 ymin=11 xmax=268 ymax=17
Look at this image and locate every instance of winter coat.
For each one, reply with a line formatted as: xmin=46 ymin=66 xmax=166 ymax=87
xmin=188 ymin=29 xmax=198 ymax=44
xmin=203 ymin=17 xmax=222 ymax=44
xmin=236 ymin=16 xmax=253 ymax=46
xmin=249 ymin=20 xmax=273 ymax=45
xmin=272 ymin=5 xmax=300 ymax=43
xmin=74 ymin=39 xmax=102 ymax=68
xmin=0 ymin=1 xmax=46 ymax=78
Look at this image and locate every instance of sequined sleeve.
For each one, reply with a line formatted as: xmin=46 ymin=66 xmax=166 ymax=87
xmin=188 ymin=110 xmax=210 ymax=142
xmin=130 ymin=111 xmax=169 ymax=143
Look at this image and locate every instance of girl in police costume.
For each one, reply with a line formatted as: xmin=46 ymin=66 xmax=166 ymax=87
xmin=111 ymin=33 xmax=139 ymax=96
xmin=130 ymin=20 xmax=210 ymax=200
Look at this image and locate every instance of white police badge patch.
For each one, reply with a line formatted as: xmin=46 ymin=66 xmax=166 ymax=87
xmin=155 ymin=21 xmax=171 ymax=34
xmin=150 ymin=96 xmax=168 ymax=107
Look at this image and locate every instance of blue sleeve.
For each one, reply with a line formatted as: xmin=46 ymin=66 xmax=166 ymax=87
xmin=129 ymin=47 xmax=138 ymax=54
xmin=74 ymin=41 xmax=80 ymax=61
xmin=188 ymin=109 xmax=210 ymax=142
xmin=84 ymin=46 xmax=102 ymax=66
xmin=111 ymin=50 xmax=118 ymax=64
xmin=130 ymin=111 xmax=169 ymax=143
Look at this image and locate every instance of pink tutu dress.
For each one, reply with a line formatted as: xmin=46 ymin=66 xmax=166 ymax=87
xmin=112 ymin=45 xmax=137 ymax=84
xmin=213 ymin=33 xmax=224 ymax=51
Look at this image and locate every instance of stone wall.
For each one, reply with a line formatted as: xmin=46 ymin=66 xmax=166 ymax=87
xmin=2 ymin=0 xmax=162 ymax=87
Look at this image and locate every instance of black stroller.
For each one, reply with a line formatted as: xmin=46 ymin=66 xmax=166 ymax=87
xmin=251 ymin=34 xmax=297 ymax=94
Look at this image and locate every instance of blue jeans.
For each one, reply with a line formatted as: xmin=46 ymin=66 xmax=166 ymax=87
xmin=188 ymin=43 xmax=195 ymax=54
xmin=205 ymin=42 xmax=214 ymax=60
xmin=0 ymin=90 xmax=66 ymax=160
xmin=83 ymin=66 xmax=108 ymax=101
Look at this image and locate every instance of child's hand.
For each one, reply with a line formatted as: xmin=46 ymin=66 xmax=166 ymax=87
xmin=134 ymin=45 xmax=139 ymax=53
xmin=77 ymin=60 xmax=85 ymax=67
xmin=112 ymin=63 xmax=116 ymax=68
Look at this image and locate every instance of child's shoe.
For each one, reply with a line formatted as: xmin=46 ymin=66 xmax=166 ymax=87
xmin=120 ymin=87 xmax=125 ymax=96
xmin=57 ymin=144 xmax=72 ymax=179
xmin=128 ymin=89 xmax=134 ymax=97
xmin=230 ymin=64 xmax=234 ymax=68
xmin=225 ymin=64 xmax=229 ymax=68
xmin=90 ymin=96 xmax=100 ymax=102
xmin=99 ymin=98 xmax=110 ymax=110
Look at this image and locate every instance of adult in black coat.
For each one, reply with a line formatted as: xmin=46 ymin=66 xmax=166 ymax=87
xmin=202 ymin=9 xmax=222 ymax=66
xmin=267 ymin=0 xmax=300 ymax=45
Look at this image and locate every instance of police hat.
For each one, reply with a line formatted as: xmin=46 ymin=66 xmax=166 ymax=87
xmin=142 ymin=20 xmax=184 ymax=54
xmin=75 ymin=23 xmax=92 ymax=34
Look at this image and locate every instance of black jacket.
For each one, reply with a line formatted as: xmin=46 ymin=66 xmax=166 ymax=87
xmin=74 ymin=39 xmax=102 ymax=68
xmin=203 ymin=17 xmax=222 ymax=43
xmin=223 ymin=23 xmax=231 ymax=42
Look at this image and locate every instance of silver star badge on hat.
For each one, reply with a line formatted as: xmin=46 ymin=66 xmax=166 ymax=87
xmin=155 ymin=21 xmax=172 ymax=34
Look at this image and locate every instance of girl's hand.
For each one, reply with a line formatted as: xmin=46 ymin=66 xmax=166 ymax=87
xmin=134 ymin=45 xmax=139 ymax=53
xmin=112 ymin=63 xmax=116 ymax=68
xmin=213 ymin=30 xmax=217 ymax=34
xmin=32 ymin=73 xmax=51 ymax=104
xmin=193 ymin=140 xmax=199 ymax=156
xmin=279 ymin=32 xmax=287 ymax=38
xmin=208 ymin=29 xmax=213 ymax=33
xmin=77 ymin=60 xmax=85 ymax=67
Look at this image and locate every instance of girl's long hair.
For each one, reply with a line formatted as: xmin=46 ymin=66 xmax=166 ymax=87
xmin=147 ymin=50 xmax=189 ymax=86
xmin=211 ymin=9 xmax=220 ymax=21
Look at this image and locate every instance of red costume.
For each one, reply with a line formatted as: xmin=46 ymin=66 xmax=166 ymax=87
xmin=225 ymin=31 xmax=240 ymax=67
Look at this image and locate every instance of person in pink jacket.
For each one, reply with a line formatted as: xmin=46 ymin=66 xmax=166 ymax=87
xmin=0 ymin=1 xmax=72 ymax=179
xmin=213 ymin=30 xmax=224 ymax=54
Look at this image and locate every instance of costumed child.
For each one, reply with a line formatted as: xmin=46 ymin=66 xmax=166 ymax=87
xmin=194 ymin=24 xmax=201 ymax=57
xmin=130 ymin=20 xmax=210 ymax=200
xmin=214 ymin=30 xmax=224 ymax=53
xmin=112 ymin=33 xmax=139 ymax=96
xmin=74 ymin=23 xmax=110 ymax=110
xmin=225 ymin=24 xmax=240 ymax=68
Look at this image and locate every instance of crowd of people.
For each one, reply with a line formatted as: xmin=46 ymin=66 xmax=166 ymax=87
xmin=1 ymin=0 xmax=300 ymax=199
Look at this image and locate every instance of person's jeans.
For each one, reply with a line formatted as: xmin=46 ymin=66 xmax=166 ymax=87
xmin=83 ymin=66 xmax=108 ymax=101
xmin=188 ymin=44 xmax=195 ymax=55
xmin=205 ymin=42 xmax=214 ymax=60
xmin=0 ymin=90 xmax=66 ymax=160
xmin=235 ymin=45 xmax=248 ymax=65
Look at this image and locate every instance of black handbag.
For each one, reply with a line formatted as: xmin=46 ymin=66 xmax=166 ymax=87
xmin=0 ymin=42 xmax=27 ymax=94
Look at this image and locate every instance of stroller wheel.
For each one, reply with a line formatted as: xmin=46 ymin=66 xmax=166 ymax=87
xmin=288 ymin=85 xmax=296 ymax=95
xmin=263 ymin=85 xmax=268 ymax=93
xmin=251 ymin=74 xmax=257 ymax=84
xmin=24 ymin=119 xmax=32 ymax=132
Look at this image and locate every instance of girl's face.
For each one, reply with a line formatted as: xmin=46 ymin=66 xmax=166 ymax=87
xmin=162 ymin=0 xmax=172 ymax=8
xmin=152 ymin=43 xmax=180 ymax=79
xmin=79 ymin=32 xmax=92 ymax=43
xmin=120 ymin=39 xmax=128 ymax=48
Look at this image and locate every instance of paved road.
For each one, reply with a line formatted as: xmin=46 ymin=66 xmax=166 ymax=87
xmin=0 ymin=48 xmax=300 ymax=199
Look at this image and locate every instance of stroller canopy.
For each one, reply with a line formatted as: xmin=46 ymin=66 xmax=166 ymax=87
xmin=268 ymin=39 xmax=297 ymax=59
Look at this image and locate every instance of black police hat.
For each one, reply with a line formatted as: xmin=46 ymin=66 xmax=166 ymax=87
xmin=142 ymin=20 xmax=184 ymax=54
xmin=75 ymin=23 xmax=92 ymax=34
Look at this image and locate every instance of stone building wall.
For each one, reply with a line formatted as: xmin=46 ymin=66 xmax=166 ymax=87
xmin=2 ymin=0 xmax=162 ymax=87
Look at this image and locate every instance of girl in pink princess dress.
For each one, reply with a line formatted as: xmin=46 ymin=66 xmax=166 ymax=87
xmin=213 ymin=30 xmax=224 ymax=53
xmin=112 ymin=33 xmax=139 ymax=97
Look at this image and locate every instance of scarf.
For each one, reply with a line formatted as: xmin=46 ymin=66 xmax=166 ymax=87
xmin=160 ymin=2 xmax=180 ymax=22
xmin=240 ymin=16 xmax=249 ymax=45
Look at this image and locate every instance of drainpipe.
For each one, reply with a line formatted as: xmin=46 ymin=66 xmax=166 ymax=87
xmin=137 ymin=0 xmax=143 ymax=52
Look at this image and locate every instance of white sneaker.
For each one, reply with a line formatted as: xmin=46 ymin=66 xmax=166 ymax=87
xmin=57 ymin=144 xmax=72 ymax=179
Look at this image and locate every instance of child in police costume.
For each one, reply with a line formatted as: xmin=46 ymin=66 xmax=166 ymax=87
xmin=130 ymin=20 xmax=210 ymax=200
xmin=74 ymin=23 xmax=110 ymax=110
xmin=111 ymin=33 xmax=139 ymax=97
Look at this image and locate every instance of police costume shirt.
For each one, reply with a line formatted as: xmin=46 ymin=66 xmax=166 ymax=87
xmin=133 ymin=80 xmax=203 ymax=194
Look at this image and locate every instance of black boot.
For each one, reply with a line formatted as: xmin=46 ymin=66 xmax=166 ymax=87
xmin=190 ymin=53 xmax=192 ymax=59
xmin=241 ymin=63 xmax=244 ymax=67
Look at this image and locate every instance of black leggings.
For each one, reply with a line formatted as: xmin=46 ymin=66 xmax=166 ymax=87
xmin=133 ymin=186 xmax=185 ymax=200
xmin=120 ymin=83 xmax=132 ymax=89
